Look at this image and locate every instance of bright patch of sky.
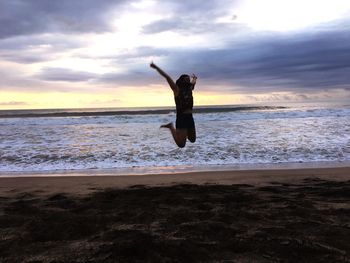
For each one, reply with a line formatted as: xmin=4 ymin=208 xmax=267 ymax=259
xmin=234 ymin=0 xmax=350 ymax=31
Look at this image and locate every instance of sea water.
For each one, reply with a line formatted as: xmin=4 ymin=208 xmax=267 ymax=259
xmin=0 ymin=104 xmax=349 ymax=173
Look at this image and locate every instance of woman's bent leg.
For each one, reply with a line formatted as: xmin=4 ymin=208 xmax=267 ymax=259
xmin=161 ymin=123 xmax=187 ymax=148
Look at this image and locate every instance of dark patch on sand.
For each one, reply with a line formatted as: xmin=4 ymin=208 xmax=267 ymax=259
xmin=0 ymin=178 xmax=349 ymax=262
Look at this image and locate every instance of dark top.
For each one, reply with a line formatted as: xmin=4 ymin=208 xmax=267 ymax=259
xmin=175 ymin=85 xmax=193 ymax=113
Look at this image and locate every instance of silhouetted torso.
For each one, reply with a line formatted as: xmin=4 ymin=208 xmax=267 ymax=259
xmin=175 ymin=86 xmax=193 ymax=113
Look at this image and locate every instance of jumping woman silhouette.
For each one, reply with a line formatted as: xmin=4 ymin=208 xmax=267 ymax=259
xmin=150 ymin=62 xmax=197 ymax=148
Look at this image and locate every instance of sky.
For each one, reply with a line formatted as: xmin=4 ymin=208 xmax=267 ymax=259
xmin=1 ymin=0 xmax=350 ymax=109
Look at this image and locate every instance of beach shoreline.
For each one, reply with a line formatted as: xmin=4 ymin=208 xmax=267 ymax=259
xmin=1 ymin=160 xmax=350 ymax=177
xmin=0 ymin=164 xmax=349 ymax=196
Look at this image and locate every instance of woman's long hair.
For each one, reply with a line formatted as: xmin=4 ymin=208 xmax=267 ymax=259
xmin=176 ymin=74 xmax=193 ymax=90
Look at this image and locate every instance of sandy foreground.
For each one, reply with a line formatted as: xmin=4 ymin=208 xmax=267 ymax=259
xmin=0 ymin=166 xmax=349 ymax=262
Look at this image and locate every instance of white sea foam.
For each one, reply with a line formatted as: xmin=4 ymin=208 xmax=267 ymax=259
xmin=0 ymin=105 xmax=349 ymax=172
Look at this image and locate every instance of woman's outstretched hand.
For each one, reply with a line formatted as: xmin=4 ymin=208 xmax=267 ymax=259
xmin=150 ymin=61 xmax=157 ymax=69
xmin=191 ymin=74 xmax=197 ymax=84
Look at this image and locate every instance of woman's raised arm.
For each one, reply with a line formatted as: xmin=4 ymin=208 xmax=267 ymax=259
xmin=150 ymin=62 xmax=178 ymax=95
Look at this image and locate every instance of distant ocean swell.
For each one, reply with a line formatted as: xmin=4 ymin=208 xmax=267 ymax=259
xmin=0 ymin=106 xmax=285 ymax=118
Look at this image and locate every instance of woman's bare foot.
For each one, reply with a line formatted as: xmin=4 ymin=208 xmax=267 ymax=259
xmin=160 ymin=122 xmax=173 ymax=129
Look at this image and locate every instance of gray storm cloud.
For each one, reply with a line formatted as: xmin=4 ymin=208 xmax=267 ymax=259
xmin=81 ymin=28 xmax=350 ymax=95
xmin=0 ymin=0 xmax=127 ymax=39
xmin=159 ymin=29 xmax=350 ymax=93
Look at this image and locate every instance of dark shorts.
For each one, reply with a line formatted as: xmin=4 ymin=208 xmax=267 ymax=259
xmin=176 ymin=113 xmax=195 ymax=129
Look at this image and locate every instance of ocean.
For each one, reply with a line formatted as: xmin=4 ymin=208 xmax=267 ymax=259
xmin=0 ymin=103 xmax=349 ymax=174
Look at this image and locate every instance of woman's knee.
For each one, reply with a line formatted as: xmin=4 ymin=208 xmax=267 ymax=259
xmin=175 ymin=130 xmax=187 ymax=148
xmin=187 ymin=129 xmax=196 ymax=143
xmin=176 ymin=141 xmax=186 ymax=148
xmin=188 ymin=137 xmax=196 ymax=143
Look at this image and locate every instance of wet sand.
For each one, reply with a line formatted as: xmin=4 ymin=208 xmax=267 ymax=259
xmin=0 ymin=167 xmax=349 ymax=262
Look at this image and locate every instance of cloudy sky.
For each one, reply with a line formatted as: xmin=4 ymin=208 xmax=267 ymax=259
xmin=1 ymin=0 xmax=350 ymax=109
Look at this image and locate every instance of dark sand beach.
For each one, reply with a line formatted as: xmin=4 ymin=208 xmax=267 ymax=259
xmin=0 ymin=167 xmax=349 ymax=262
